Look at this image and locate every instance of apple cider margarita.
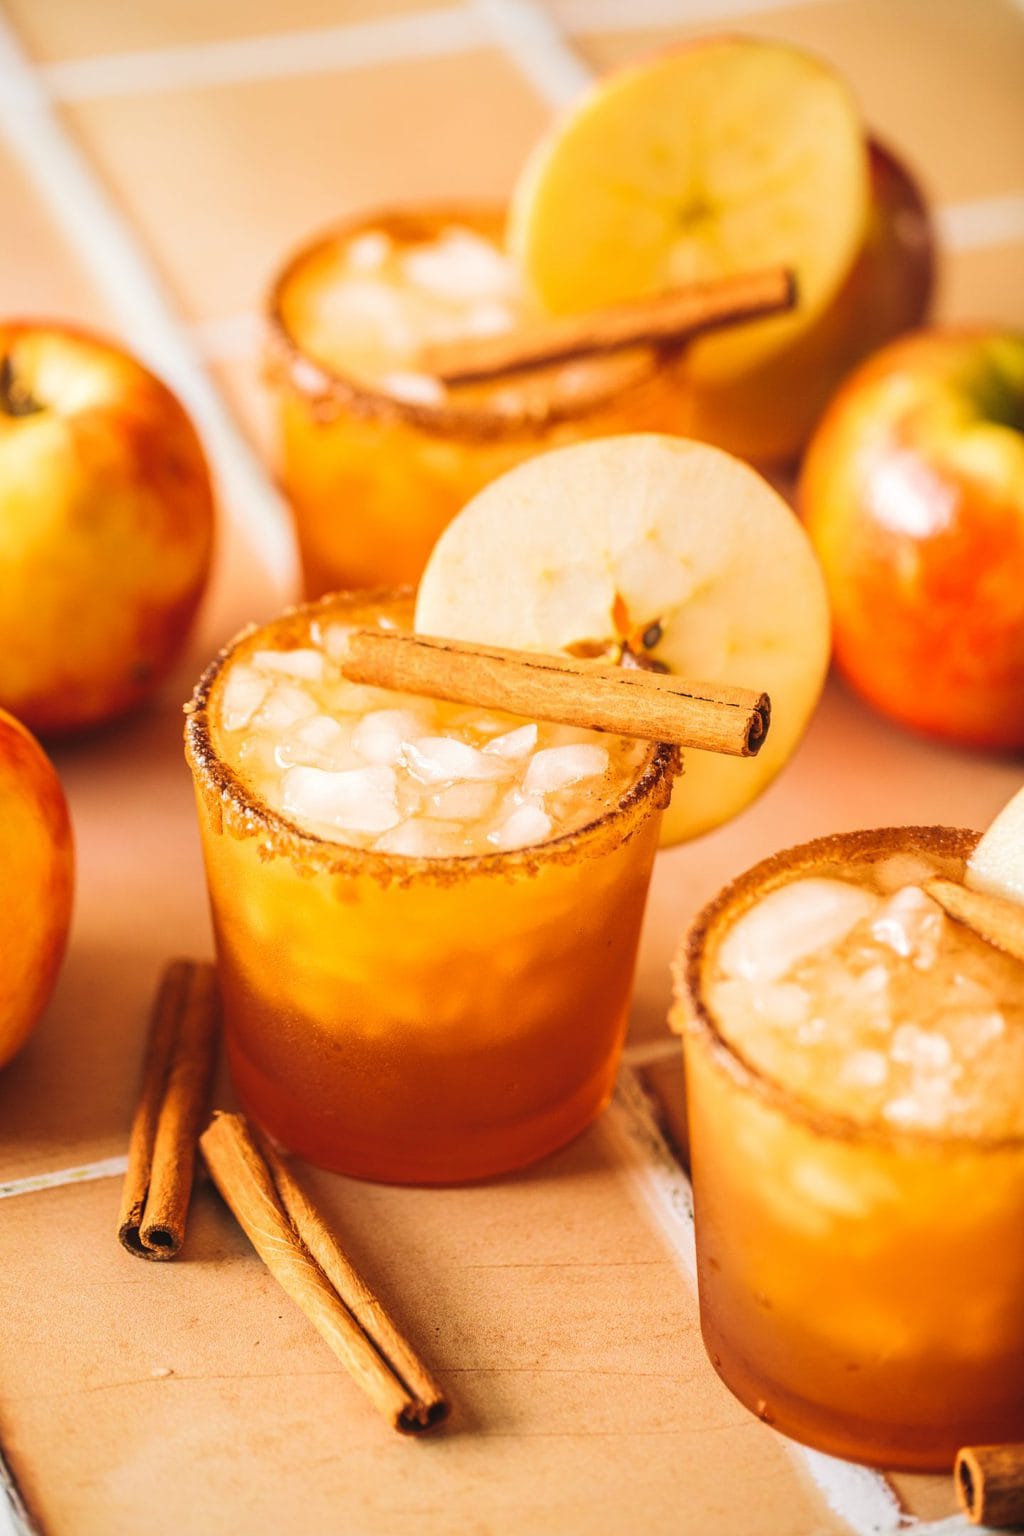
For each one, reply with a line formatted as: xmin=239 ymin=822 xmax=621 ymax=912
xmin=674 ymin=826 xmax=1024 ymax=1469
xmin=186 ymin=592 xmax=675 ymax=1183
xmin=267 ymin=208 xmax=679 ymax=595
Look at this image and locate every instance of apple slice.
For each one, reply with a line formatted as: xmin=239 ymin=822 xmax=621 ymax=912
xmin=415 ymin=435 xmax=830 ymax=844
xmin=967 ymin=785 xmax=1024 ymax=904
xmin=508 ymin=37 xmax=869 ymax=386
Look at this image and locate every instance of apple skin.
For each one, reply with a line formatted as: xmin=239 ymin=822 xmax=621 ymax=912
xmin=0 ymin=323 xmax=215 ymax=736
xmin=0 ymin=708 xmax=74 ymax=1070
xmin=799 ymin=327 xmax=1024 ymax=750
xmin=678 ymin=138 xmax=935 ymax=466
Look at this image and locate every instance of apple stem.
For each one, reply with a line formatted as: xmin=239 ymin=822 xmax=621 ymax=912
xmin=0 ymin=355 xmax=43 ymax=417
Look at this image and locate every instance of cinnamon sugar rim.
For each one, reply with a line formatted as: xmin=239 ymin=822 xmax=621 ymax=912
xmin=673 ymin=824 xmax=1024 ymax=1153
xmin=184 ymin=587 xmax=679 ymax=890
xmin=265 ymin=202 xmax=666 ymax=440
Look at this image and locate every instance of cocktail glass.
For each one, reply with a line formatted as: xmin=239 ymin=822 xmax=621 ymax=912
xmin=267 ymin=206 xmax=681 ymax=595
xmin=186 ymin=590 xmax=676 ymax=1184
xmin=673 ymin=825 xmax=1024 ymax=1470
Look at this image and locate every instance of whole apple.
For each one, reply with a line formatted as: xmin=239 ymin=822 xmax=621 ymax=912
xmin=0 ymin=323 xmax=215 ymax=736
xmin=800 ymin=327 xmax=1024 ymax=749
xmin=677 ymin=139 xmax=935 ymax=466
xmin=0 ymin=708 xmax=74 ymax=1069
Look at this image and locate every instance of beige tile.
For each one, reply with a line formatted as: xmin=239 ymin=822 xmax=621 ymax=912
xmin=572 ymin=0 xmax=1024 ymax=205
xmin=889 ymin=1470 xmax=960 ymax=1522
xmin=0 ymin=144 xmax=109 ymax=329
xmin=209 ymin=354 xmax=277 ymax=470
xmin=63 ymin=52 xmax=547 ymax=323
xmin=939 ymin=242 xmax=1024 ymax=329
xmin=0 ymin=1144 xmax=851 ymax=1536
xmin=5 ymin=0 xmax=449 ymax=62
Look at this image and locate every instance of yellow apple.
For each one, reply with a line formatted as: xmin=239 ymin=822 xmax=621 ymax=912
xmin=0 ymin=323 xmax=215 ymax=736
xmin=676 ymin=138 xmax=935 ymax=465
xmin=509 ymin=36 xmax=870 ymax=384
xmin=0 ymin=707 xmax=74 ymax=1069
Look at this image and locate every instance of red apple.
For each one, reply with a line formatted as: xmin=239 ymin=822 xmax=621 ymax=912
xmin=0 ymin=323 xmax=215 ymax=736
xmin=677 ymin=138 xmax=935 ymax=465
xmin=0 ymin=708 xmax=74 ymax=1069
xmin=800 ymin=327 xmax=1024 ymax=749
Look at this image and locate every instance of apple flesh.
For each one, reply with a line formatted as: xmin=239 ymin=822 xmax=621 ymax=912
xmin=0 ymin=708 xmax=74 ymax=1070
xmin=800 ymin=327 xmax=1024 ymax=750
xmin=677 ymin=138 xmax=935 ymax=466
xmin=0 ymin=324 xmax=215 ymax=736
xmin=416 ymin=434 xmax=831 ymax=844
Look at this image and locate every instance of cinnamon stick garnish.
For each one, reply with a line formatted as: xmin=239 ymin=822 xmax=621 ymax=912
xmin=200 ymin=1112 xmax=448 ymax=1435
xmin=956 ymin=1444 xmax=1024 ymax=1527
xmin=923 ymin=879 xmax=1024 ymax=966
xmin=117 ymin=960 xmax=219 ymax=1260
xmin=419 ymin=266 xmax=796 ymax=384
xmin=341 ymin=629 xmax=770 ymax=757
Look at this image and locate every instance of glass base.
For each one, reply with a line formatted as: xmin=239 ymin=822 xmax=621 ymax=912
xmin=701 ymin=1321 xmax=1024 ymax=1471
xmin=226 ymin=1033 xmax=619 ymax=1184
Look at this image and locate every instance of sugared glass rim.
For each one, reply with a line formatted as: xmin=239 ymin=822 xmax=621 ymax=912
xmin=265 ymin=202 xmax=667 ymax=442
xmin=674 ymin=824 xmax=1024 ymax=1153
xmin=184 ymin=587 xmax=678 ymax=890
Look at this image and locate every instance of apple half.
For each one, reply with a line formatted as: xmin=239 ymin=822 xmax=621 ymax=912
xmin=509 ymin=36 xmax=870 ymax=386
xmin=415 ymin=435 xmax=831 ymax=844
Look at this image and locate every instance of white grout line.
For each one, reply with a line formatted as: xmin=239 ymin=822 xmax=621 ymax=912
xmin=938 ymin=192 xmax=1024 ymax=251
xmin=604 ymin=1069 xmax=997 ymax=1536
xmin=34 ymin=8 xmax=487 ymax=101
xmin=0 ymin=12 xmax=297 ymax=604
xmin=469 ymin=0 xmax=592 ymax=107
xmin=0 ymin=1445 xmax=36 ymax=1536
xmin=0 ymin=1155 xmax=128 ymax=1201
xmin=552 ymin=0 xmax=839 ymax=28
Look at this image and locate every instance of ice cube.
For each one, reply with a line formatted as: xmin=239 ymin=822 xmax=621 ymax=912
xmin=352 ymin=709 xmax=424 ymax=766
xmin=320 ymin=624 xmax=354 ymax=664
xmin=220 ymin=665 xmax=269 ymax=731
xmin=717 ymin=879 xmax=879 ymax=985
xmin=873 ymin=853 xmax=941 ymax=893
xmin=752 ymin=982 xmax=811 ymax=1028
xmin=891 ymin=1024 xmax=953 ymax=1073
xmin=375 ymin=817 xmax=462 ymax=858
xmin=346 ymin=231 xmax=391 ymax=272
xmin=464 ymin=301 xmax=515 ymax=337
xmin=379 ymin=370 xmax=446 ymax=407
xmin=483 ymin=723 xmax=538 ymax=759
xmin=401 ymin=229 xmax=514 ymax=301
xmin=871 ymin=886 xmax=944 ymax=969
xmin=256 ymin=682 xmax=319 ymax=733
xmin=523 ymin=743 xmax=609 ymax=796
xmin=250 ymin=648 xmax=325 ymax=682
xmin=427 ymin=781 xmax=498 ymax=822
xmin=839 ymin=1050 xmax=890 ymax=1089
xmin=275 ymin=714 xmax=353 ymax=771
xmin=487 ymin=803 xmax=553 ymax=850
xmin=401 ymin=736 xmax=506 ymax=784
xmin=282 ymin=765 xmax=400 ymax=835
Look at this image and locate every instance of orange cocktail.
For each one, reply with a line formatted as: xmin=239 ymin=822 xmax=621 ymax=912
xmin=675 ymin=826 xmax=1024 ymax=1470
xmin=267 ymin=208 xmax=680 ymax=595
xmin=186 ymin=591 xmax=675 ymax=1184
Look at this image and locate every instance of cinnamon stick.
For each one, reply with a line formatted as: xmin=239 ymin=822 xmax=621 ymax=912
xmin=200 ymin=1112 xmax=449 ymax=1435
xmin=341 ymin=629 xmax=770 ymax=757
xmin=956 ymin=1444 xmax=1024 ymax=1527
xmin=117 ymin=960 xmax=219 ymax=1260
xmin=923 ymin=879 xmax=1024 ymax=966
xmin=419 ymin=266 xmax=796 ymax=384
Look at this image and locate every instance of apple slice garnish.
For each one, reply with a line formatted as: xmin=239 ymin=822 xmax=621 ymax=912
xmin=967 ymin=785 xmax=1024 ymax=905
xmin=508 ymin=37 xmax=869 ymax=387
xmin=415 ymin=434 xmax=830 ymax=845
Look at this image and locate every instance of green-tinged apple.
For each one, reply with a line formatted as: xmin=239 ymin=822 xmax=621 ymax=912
xmin=0 ymin=323 xmax=215 ymax=736
xmin=800 ymin=327 xmax=1024 ymax=749
xmin=677 ymin=138 xmax=935 ymax=466
xmin=0 ymin=707 xmax=73 ymax=1069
